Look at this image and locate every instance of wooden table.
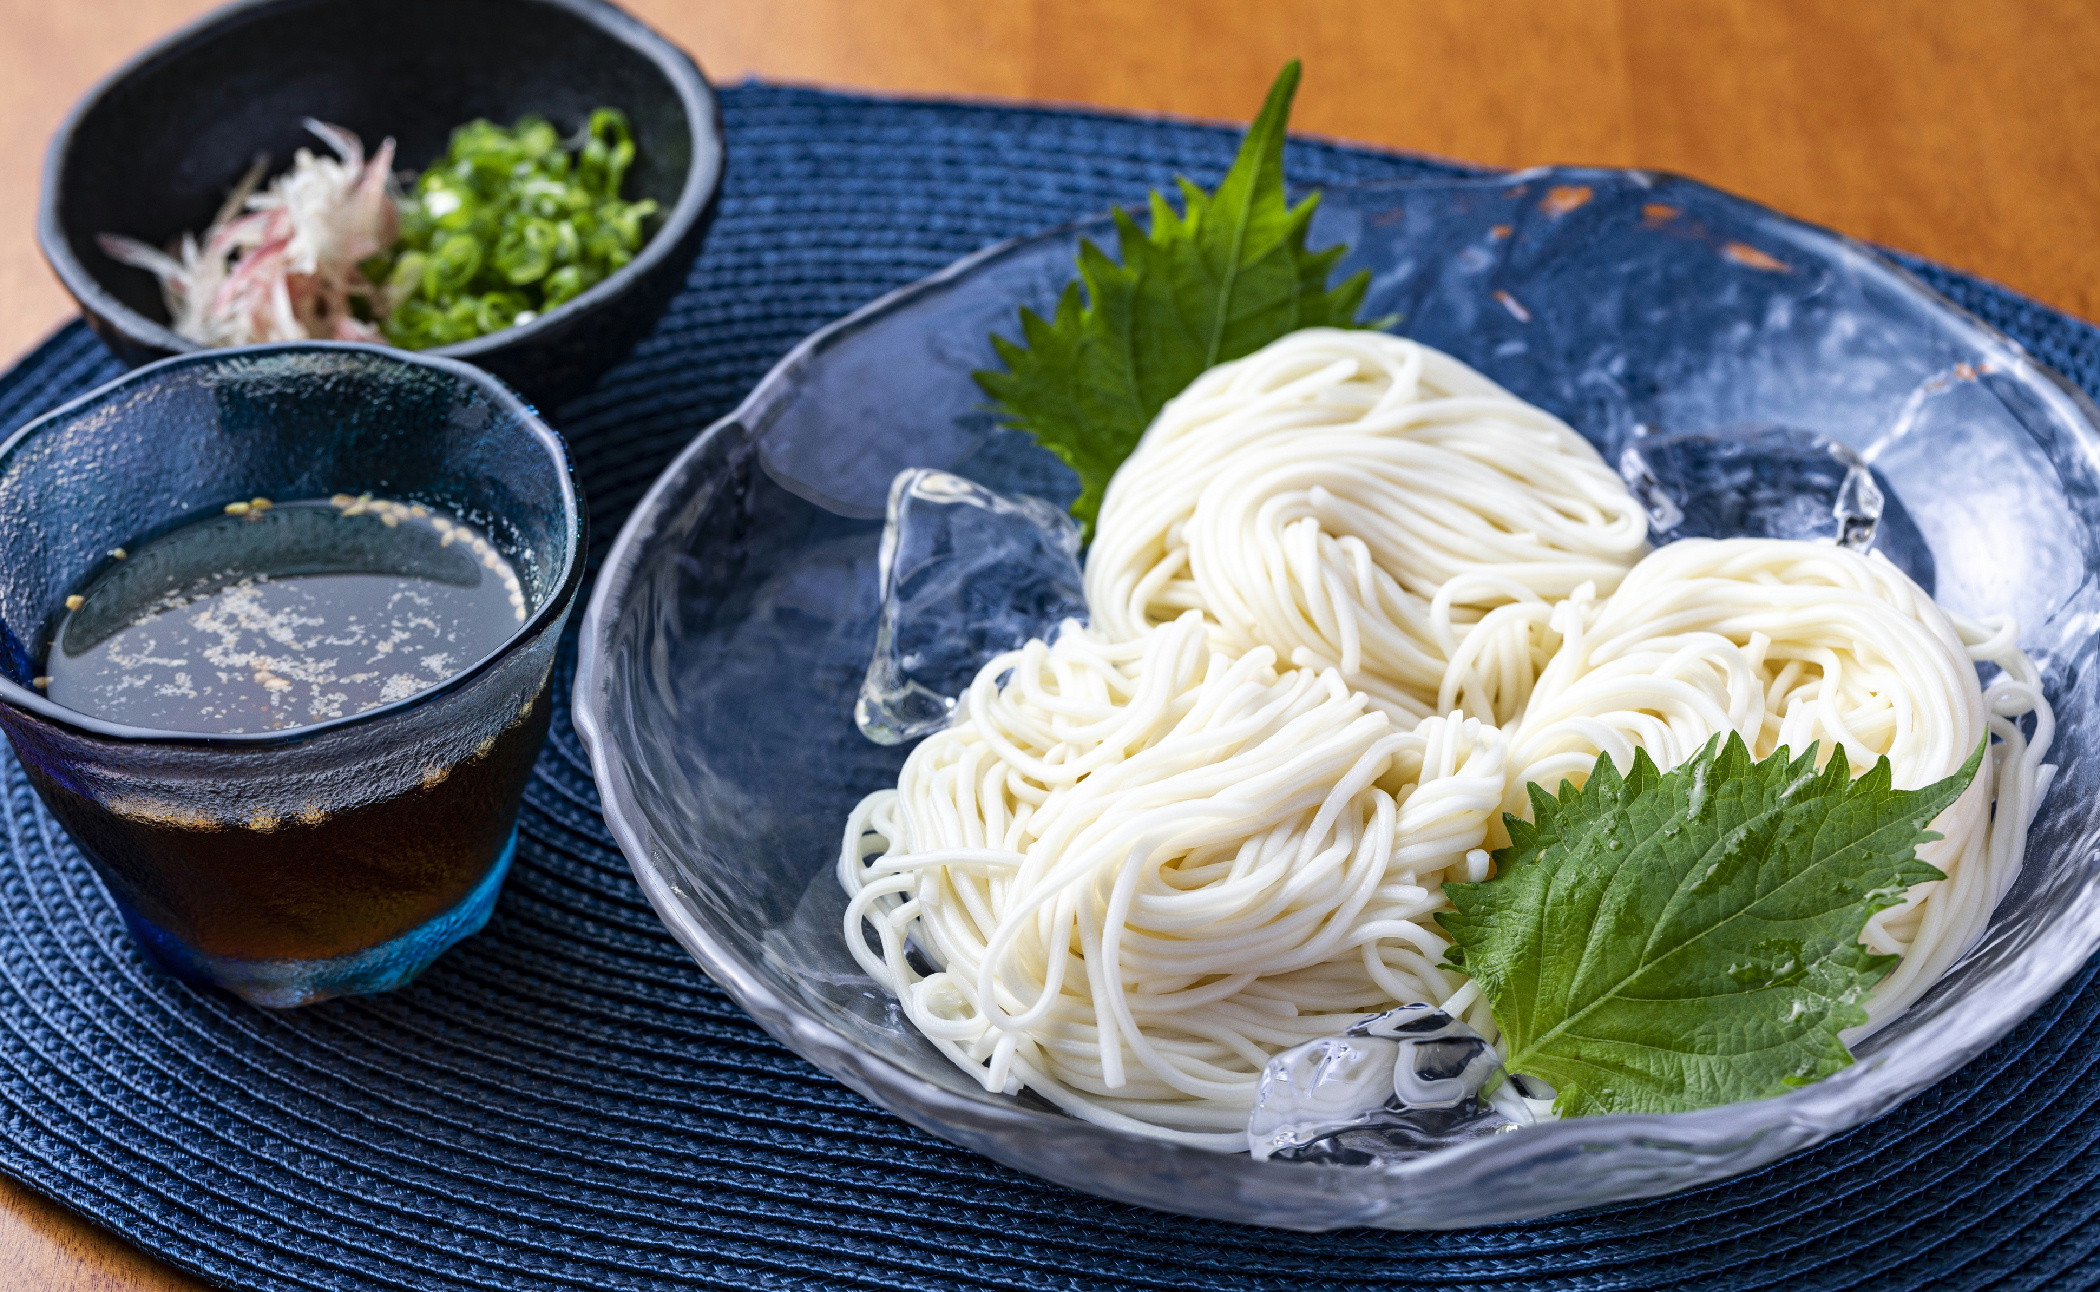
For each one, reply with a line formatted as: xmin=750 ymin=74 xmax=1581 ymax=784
xmin=0 ymin=1 xmax=2093 ymax=1286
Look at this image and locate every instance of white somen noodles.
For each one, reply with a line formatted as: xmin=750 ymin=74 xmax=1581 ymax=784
xmin=1505 ymin=537 xmax=2053 ymax=1025
xmin=1084 ymin=328 xmax=1649 ymax=726
xmin=842 ymin=326 xmax=2056 ymax=1146
xmin=841 ymin=614 xmax=1509 ymax=1148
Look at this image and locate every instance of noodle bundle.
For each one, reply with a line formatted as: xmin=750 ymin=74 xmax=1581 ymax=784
xmin=841 ymin=613 xmax=1508 ymax=1148
xmin=1084 ymin=328 xmax=1649 ymax=725
xmin=1505 ymin=538 xmax=2052 ymax=1022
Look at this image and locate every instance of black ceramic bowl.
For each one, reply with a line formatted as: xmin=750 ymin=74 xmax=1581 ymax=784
xmin=37 ymin=0 xmax=722 ymax=408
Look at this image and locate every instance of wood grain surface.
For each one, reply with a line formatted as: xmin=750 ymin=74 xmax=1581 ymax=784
xmin=0 ymin=1 xmax=2094 ymax=1287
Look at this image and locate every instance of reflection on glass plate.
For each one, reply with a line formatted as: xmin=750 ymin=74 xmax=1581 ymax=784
xmin=575 ymin=168 xmax=2100 ymax=1230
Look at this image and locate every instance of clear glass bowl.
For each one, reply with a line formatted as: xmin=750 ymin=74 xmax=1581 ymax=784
xmin=574 ymin=168 xmax=2100 ymax=1229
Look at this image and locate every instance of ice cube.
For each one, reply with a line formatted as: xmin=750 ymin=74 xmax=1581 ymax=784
xmin=1247 ymin=1004 xmax=1543 ymax=1165
xmin=1619 ymin=425 xmax=1937 ymax=592
xmin=855 ymin=469 xmax=1086 ymax=744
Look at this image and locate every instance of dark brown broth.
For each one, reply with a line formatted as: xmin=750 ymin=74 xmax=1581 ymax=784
xmin=42 ymin=496 xmax=526 ymax=734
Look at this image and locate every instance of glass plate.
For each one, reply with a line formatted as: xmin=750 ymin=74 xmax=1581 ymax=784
xmin=573 ymin=168 xmax=2100 ymax=1230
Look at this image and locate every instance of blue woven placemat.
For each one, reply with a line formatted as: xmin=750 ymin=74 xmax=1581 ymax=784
xmin=4 ymin=82 xmax=2100 ymax=1292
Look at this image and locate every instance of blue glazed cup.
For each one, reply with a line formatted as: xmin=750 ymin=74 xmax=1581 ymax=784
xmin=0 ymin=344 xmax=583 ymax=1006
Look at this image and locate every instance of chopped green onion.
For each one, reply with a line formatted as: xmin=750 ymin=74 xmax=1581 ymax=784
xmin=374 ymin=108 xmax=658 ymax=349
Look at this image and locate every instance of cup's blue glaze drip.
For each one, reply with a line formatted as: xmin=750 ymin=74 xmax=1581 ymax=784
xmin=122 ymin=827 xmax=517 ymax=1008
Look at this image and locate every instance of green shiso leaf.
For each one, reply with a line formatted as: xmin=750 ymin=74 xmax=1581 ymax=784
xmin=1437 ymin=733 xmax=1983 ymax=1117
xmin=972 ymin=60 xmax=1374 ymax=535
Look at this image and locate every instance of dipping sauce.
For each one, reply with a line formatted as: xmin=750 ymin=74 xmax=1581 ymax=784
xmin=42 ymin=495 xmax=526 ymax=734
xmin=20 ymin=493 xmax=552 ymax=968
